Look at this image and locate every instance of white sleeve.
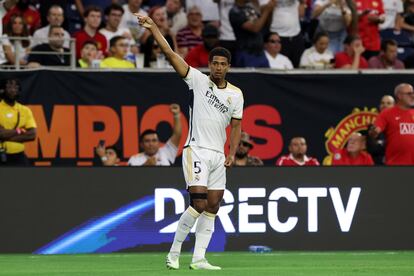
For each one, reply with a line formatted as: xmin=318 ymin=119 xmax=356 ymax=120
xmin=183 ymin=66 xmax=207 ymax=91
xmin=159 ymin=139 xmax=178 ymax=165
xmin=232 ymin=93 xmax=244 ymax=120
xmin=397 ymin=0 xmax=404 ymax=13
xmin=286 ymin=58 xmax=294 ymax=70
xmin=299 ymin=50 xmax=310 ymax=67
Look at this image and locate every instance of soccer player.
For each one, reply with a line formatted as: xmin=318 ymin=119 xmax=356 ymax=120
xmin=136 ymin=14 xmax=243 ymax=270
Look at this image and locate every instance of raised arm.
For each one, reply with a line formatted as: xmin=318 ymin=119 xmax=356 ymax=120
xmin=135 ymin=14 xmax=189 ymax=77
xmin=169 ymin=104 xmax=182 ymax=147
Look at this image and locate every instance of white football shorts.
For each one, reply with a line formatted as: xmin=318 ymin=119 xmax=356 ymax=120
xmin=182 ymin=146 xmax=226 ymax=190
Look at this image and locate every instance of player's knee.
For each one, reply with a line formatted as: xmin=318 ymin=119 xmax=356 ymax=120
xmin=205 ymin=203 xmax=220 ymax=214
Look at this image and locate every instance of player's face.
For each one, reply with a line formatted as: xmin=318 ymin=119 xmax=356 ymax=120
xmin=209 ymin=56 xmax=230 ymax=81
xmin=141 ymin=134 xmax=160 ymax=156
xmin=289 ymin=138 xmax=307 ymax=157
xmin=379 ymin=96 xmax=394 ymax=111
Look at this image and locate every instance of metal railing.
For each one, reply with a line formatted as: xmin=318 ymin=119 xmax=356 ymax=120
xmin=0 ymin=36 xmax=77 ymax=69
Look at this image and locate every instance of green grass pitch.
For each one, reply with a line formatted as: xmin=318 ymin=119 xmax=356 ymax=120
xmin=1 ymin=252 xmax=413 ymax=275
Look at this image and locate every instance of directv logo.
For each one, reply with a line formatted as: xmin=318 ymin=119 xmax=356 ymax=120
xmin=155 ymin=187 xmax=361 ymax=234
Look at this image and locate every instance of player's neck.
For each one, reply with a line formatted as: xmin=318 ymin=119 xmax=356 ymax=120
xmin=209 ymin=76 xmax=227 ymax=89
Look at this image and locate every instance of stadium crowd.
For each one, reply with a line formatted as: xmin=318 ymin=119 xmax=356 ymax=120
xmin=1 ymin=0 xmax=414 ymax=69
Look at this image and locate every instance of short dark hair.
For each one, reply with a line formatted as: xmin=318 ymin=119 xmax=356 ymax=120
xmin=140 ymin=129 xmax=158 ymax=141
xmin=48 ymin=4 xmax=64 ymax=16
xmin=0 ymin=78 xmax=21 ymax=96
xmin=48 ymin=25 xmax=63 ymax=36
xmin=208 ymin=47 xmax=231 ymax=64
xmin=313 ymin=31 xmax=329 ymax=44
xmin=106 ymin=146 xmax=121 ymax=158
xmin=264 ymin=32 xmax=279 ymax=43
xmin=110 ymin=35 xmax=125 ymax=48
xmin=381 ymin=39 xmax=398 ymax=52
xmin=104 ymin=3 xmax=124 ymax=16
xmin=84 ymin=5 xmax=102 ymax=17
xmin=82 ymin=40 xmax=98 ymax=49
xmin=343 ymin=34 xmax=360 ymax=45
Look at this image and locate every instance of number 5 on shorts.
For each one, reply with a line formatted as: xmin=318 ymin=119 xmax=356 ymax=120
xmin=194 ymin=161 xmax=202 ymax=174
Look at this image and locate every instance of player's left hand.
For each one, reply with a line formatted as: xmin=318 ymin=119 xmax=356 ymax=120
xmin=170 ymin=104 xmax=181 ymax=115
xmin=224 ymin=155 xmax=235 ymax=167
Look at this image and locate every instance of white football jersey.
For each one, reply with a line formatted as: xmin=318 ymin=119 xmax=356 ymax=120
xmin=183 ymin=67 xmax=244 ymax=153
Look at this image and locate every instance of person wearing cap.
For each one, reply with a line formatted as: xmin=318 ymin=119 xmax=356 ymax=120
xmin=234 ymin=131 xmax=263 ymax=166
xmin=276 ymin=137 xmax=320 ymax=166
xmin=185 ymin=24 xmax=220 ymax=68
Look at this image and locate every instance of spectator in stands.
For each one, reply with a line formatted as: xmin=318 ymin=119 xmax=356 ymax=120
xmin=73 ymin=0 xmax=115 ymax=18
xmin=300 ymin=31 xmax=334 ymax=69
xmin=128 ymin=104 xmax=182 ymax=166
xmin=119 ymin=0 xmax=148 ymax=44
xmin=100 ymin=4 xmax=131 ymax=45
xmin=370 ymin=83 xmax=414 ymax=165
xmin=213 ymin=0 xmax=236 ymax=61
xmin=276 ymin=137 xmax=320 ymax=166
xmin=0 ymin=1 xmax=16 ymax=36
xmin=101 ymin=36 xmax=135 ymax=68
xmin=2 ymin=0 xmax=40 ymax=34
xmin=402 ymin=0 xmax=414 ymax=37
xmin=176 ymin=5 xmax=203 ymax=58
xmin=311 ymin=0 xmax=351 ymax=54
xmin=368 ymin=39 xmax=405 ymax=69
xmin=27 ymin=25 xmax=70 ymax=67
xmin=96 ymin=144 xmax=121 ymax=166
xmin=335 ymin=35 xmax=368 ymax=69
xmin=229 ymin=0 xmax=276 ymax=67
xmin=264 ymin=32 xmax=293 ymax=69
xmin=265 ymin=0 xmax=306 ymax=68
xmin=355 ymin=0 xmax=385 ymax=60
xmin=73 ymin=6 xmax=107 ymax=58
xmin=234 ymin=131 xmax=263 ymax=166
xmin=141 ymin=6 xmax=177 ymax=67
xmin=379 ymin=0 xmax=403 ymax=33
xmin=2 ymin=15 xmax=30 ymax=66
xmin=187 ymin=0 xmax=220 ymax=25
xmin=185 ymin=24 xmax=219 ymax=68
xmin=164 ymin=0 xmax=187 ymax=35
xmin=32 ymin=5 xmax=70 ymax=48
xmin=331 ymin=132 xmax=374 ymax=165
xmin=77 ymin=40 xmax=103 ymax=68
xmin=0 ymin=78 xmax=37 ymax=166
xmin=366 ymin=94 xmax=395 ymax=165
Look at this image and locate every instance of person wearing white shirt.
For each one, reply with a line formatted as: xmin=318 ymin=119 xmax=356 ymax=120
xmin=213 ymin=0 xmax=236 ymax=59
xmin=187 ymin=0 xmax=220 ymax=23
xmin=100 ymin=3 xmax=136 ymax=53
xmin=380 ymin=0 xmax=404 ymax=31
xmin=300 ymin=31 xmax=334 ymax=69
xmin=119 ymin=0 xmax=148 ymax=44
xmin=260 ymin=0 xmax=306 ymax=67
xmin=128 ymin=104 xmax=182 ymax=166
xmin=312 ymin=0 xmax=351 ymax=54
xmin=264 ymin=32 xmax=294 ymax=69
xmin=32 ymin=5 xmax=71 ymax=48
xmin=164 ymin=0 xmax=187 ymax=35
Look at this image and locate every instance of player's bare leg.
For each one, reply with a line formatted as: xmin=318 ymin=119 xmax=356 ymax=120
xmin=190 ymin=189 xmax=224 ymax=270
xmin=166 ymin=186 xmax=206 ymax=269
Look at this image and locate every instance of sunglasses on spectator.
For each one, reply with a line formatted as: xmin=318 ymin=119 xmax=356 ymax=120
xmin=239 ymin=141 xmax=252 ymax=147
xmin=268 ymin=39 xmax=281 ymax=44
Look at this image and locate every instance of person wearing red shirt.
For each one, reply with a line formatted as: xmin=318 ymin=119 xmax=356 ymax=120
xmin=335 ymin=35 xmax=368 ymax=69
xmin=73 ymin=6 xmax=107 ymax=58
xmin=370 ymin=83 xmax=414 ymax=165
xmin=355 ymin=0 xmax=385 ymax=59
xmin=2 ymin=0 xmax=41 ymax=34
xmin=185 ymin=24 xmax=219 ymax=68
xmin=332 ymin=132 xmax=374 ymax=165
xmin=276 ymin=137 xmax=320 ymax=166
